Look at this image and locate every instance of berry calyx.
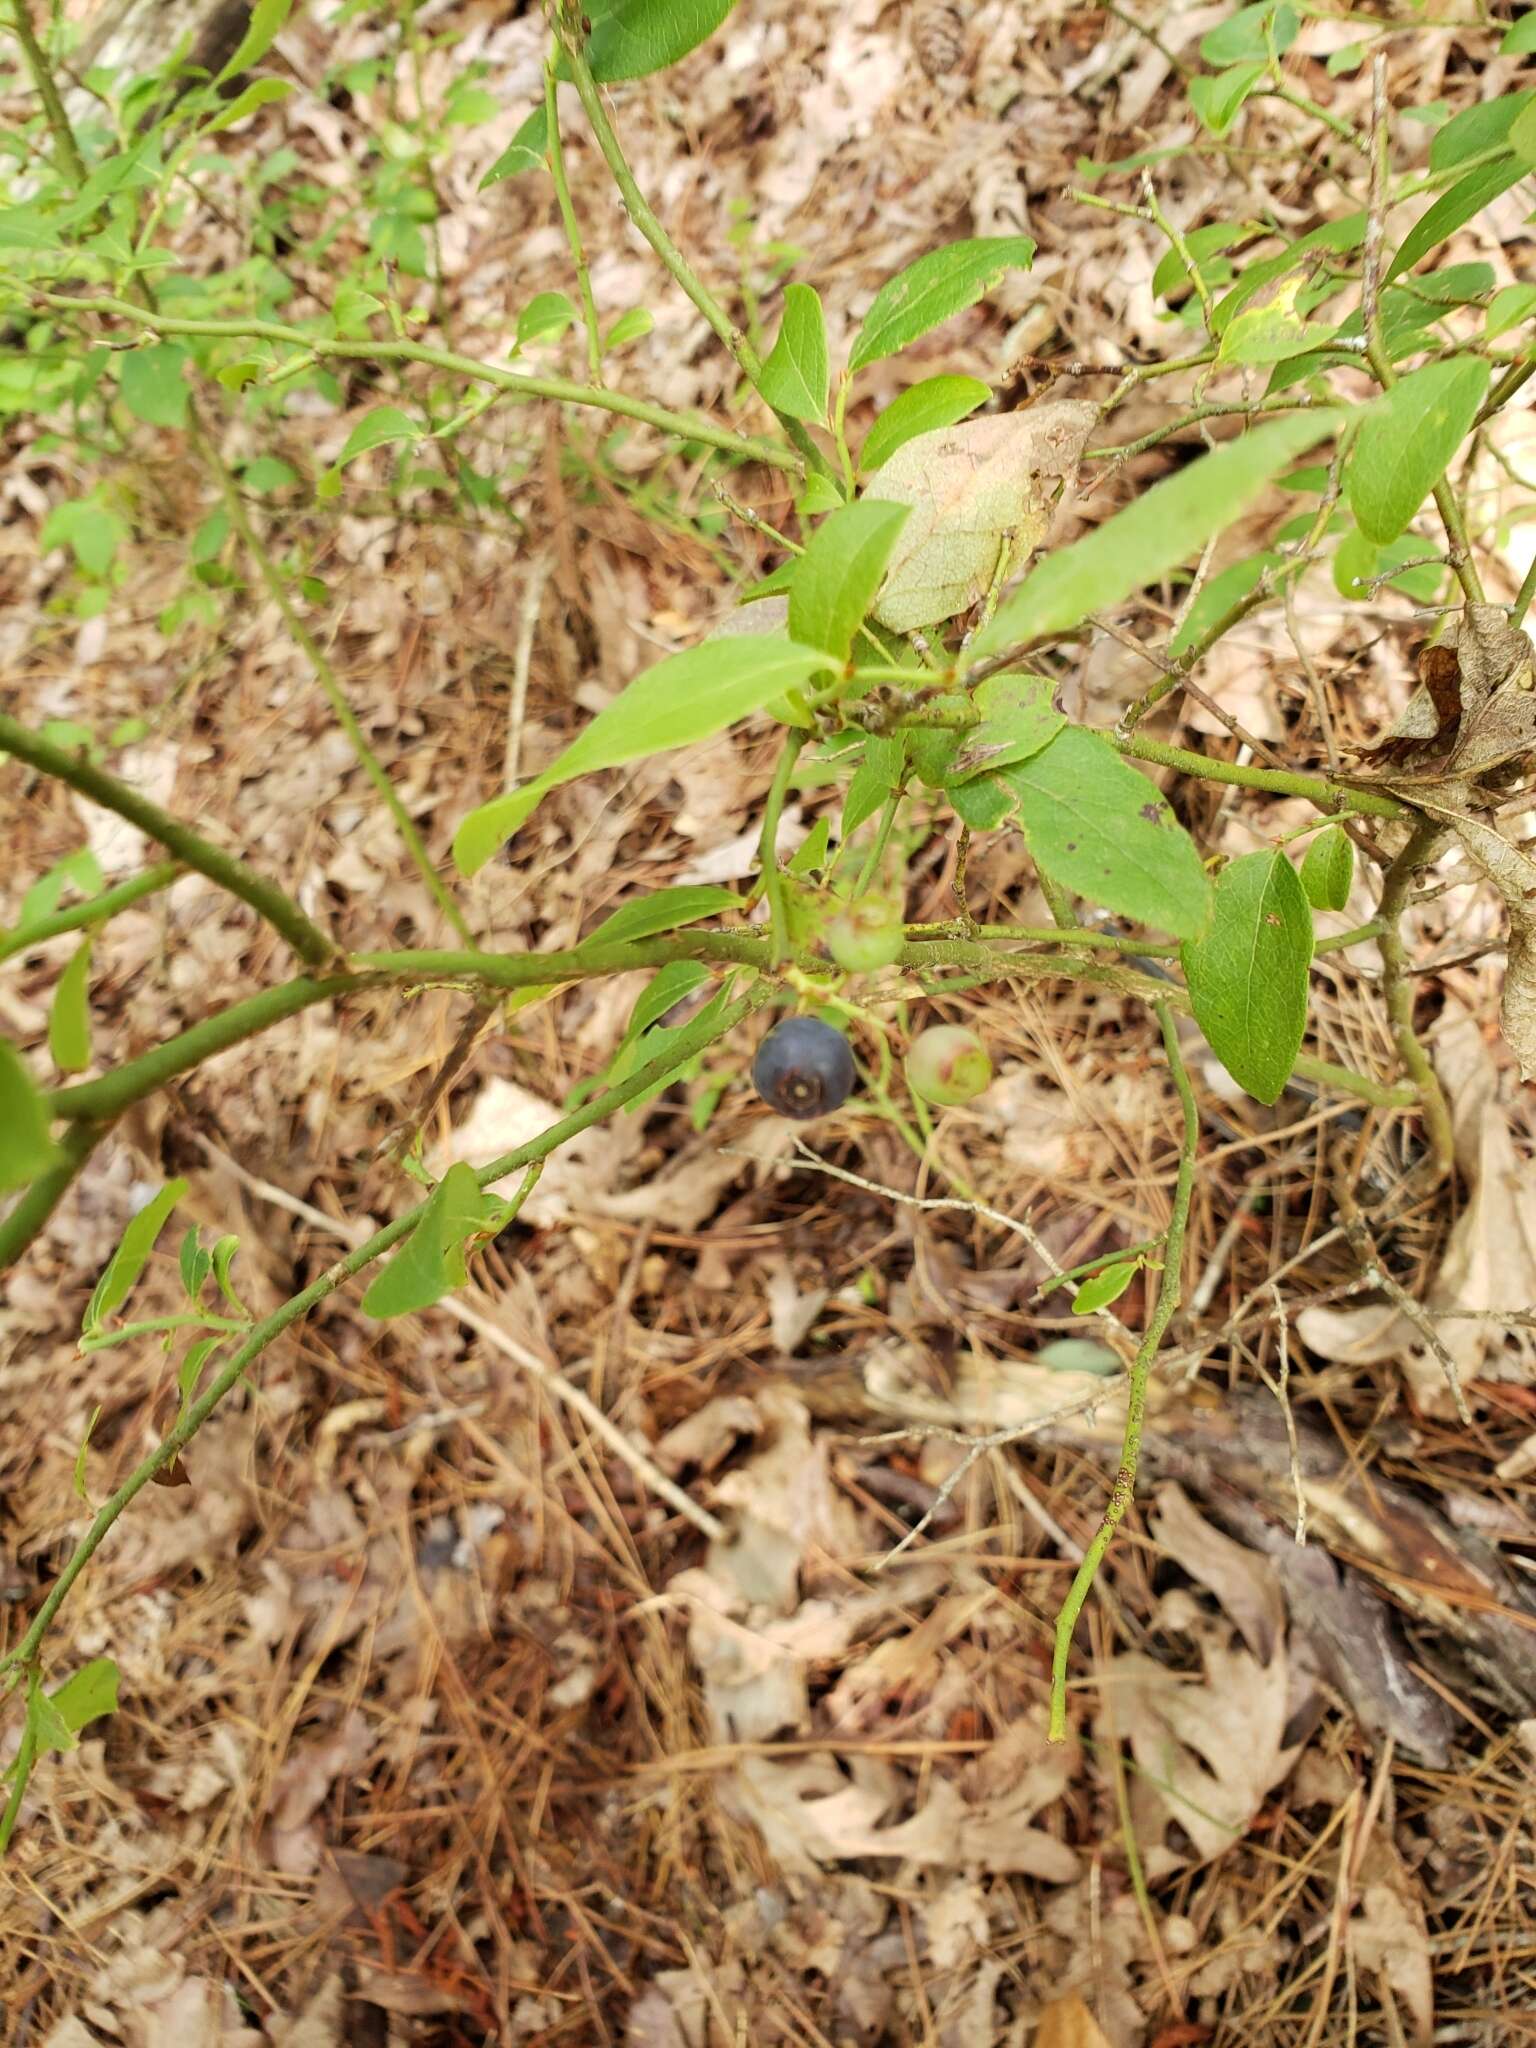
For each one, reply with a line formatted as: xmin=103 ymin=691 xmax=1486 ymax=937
xmin=905 ymin=1024 xmax=991 ymax=1106
xmin=752 ymin=1016 xmax=857 ymax=1120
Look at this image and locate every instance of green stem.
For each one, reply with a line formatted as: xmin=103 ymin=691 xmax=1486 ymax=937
xmin=1116 ymin=731 xmax=1405 ymax=819
xmin=545 ymin=55 xmax=603 ymax=387
xmin=45 ymin=932 xmax=775 ymax=1124
xmin=8 ymin=0 xmax=85 ymax=184
xmin=206 ymin=441 xmax=474 ymax=945
xmin=1376 ymin=821 xmax=1455 ymax=1178
xmin=1049 ymin=1001 xmax=1197 ymax=1741
xmin=1512 ymin=546 xmax=1536 ymax=631
xmin=0 ymin=1120 xmax=110 ymax=1275
xmin=758 ymin=731 xmax=807 ymax=966
xmin=553 ymin=15 xmax=830 ymax=478
xmin=853 ymin=791 xmax=902 ymax=898
xmin=17 ymin=294 xmax=800 ymax=473
xmin=0 ymin=713 xmax=334 ymax=968
xmin=0 ymin=1720 xmax=38 ymax=1857
xmin=0 ymin=987 xmax=765 ymax=1722
xmin=0 ymin=862 xmax=181 ymax=963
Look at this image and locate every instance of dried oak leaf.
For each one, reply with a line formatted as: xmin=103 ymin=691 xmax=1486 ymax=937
xmin=866 ymin=402 xmax=1097 ymax=633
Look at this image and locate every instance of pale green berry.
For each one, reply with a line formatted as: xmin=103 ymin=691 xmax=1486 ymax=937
xmin=906 ymin=1024 xmax=992 ymax=1106
xmin=825 ymin=892 xmax=904 ymax=974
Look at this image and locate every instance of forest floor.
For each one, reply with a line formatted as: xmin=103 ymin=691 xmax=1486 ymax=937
xmin=3 ymin=2 xmax=1536 ymax=2044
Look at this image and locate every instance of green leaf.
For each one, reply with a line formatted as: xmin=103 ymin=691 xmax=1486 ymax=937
xmin=859 ymin=375 xmax=991 ymax=475
xmin=16 ymin=848 xmax=103 ymax=936
xmin=337 ymin=405 xmax=422 ymax=467
xmin=587 ymin=885 xmax=740 ymax=947
xmin=1168 ymin=551 xmax=1280 ymax=660
xmin=39 ymin=499 xmax=125 ymax=581
xmin=848 ymin=237 xmax=1035 ymax=373
xmin=118 ymin=343 xmax=191 ymax=429
xmin=1189 ymin=61 xmax=1267 ymax=138
xmin=1430 ymin=91 xmax=1533 ymax=172
xmin=215 ymin=0 xmax=295 ymax=81
xmin=841 ymin=734 xmax=904 ymax=837
xmin=787 ymin=815 xmax=831 ymax=875
xmin=211 ymin=1234 xmax=247 ymax=1316
xmin=946 ymin=672 xmax=1063 ymax=781
xmin=517 ymin=291 xmax=578 ymax=346
xmin=560 ymin=0 xmax=740 ymax=83
xmin=48 ymin=937 xmax=93 ymax=1073
xmin=362 ymin=1162 xmax=499 ymax=1318
xmin=177 ymin=1335 xmax=222 ymax=1418
xmin=84 ymin=1179 xmax=189 ymax=1335
xmin=1513 ymin=98 xmax=1536 ymax=169
xmin=242 ymin=455 xmax=298 ymax=493
xmin=178 ymin=1224 xmax=212 ymax=1301
xmin=1071 ymin=1259 xmax=1140 ymax=1315
xmin=1332 ymin=526 xmax=1444 ymax=605
xmin=1502 ymin=13 xmax=1536 ymax=54
xmin=44 ymin=1659 xmax=119 ymax=1742
xmin=1182 ymin=850 xmax=1312 ymax=1104
xmin=0 ymin=1040 xmax=63 ymax=1192
xmin=452 ymin=637 xmax=837 ymax=873
xmin=1387 ymin=156 xmax=1529 ymax=280
xmin=948 ymin=771 xmax=1014 ymax=831
xmin=1487 ymin=282 xmax=1536 ymax=339
xmin=1005 ymin=728 xmax=1213 ymax=939
xmin=623 ymin=960 xmax=709 ymax=1047
xmin=604 ymin=306 xmax=654 ymax=352
xmin=1300 ymin=824 xmax=1354 ymax=912
xmin=1346 ymin=357 xmax=1490 ymax=544
xmin=1216 ymin=275 xmax=1335 ymax=366
xmin=1213 ymin=213 xmax=1365 ymax=334
xmin=481 ymin=106 xmax=548 ymax=185
xmin=976 ymin=413 xmax=1337 ymax=654
xmin=1200 ymin=2 xmax=1296 ymax=64
xmin=203 ymin=76 xmax=294 ymax=132
xmin=788 ymin=499 xmax=909 ymax=659
xmin=1152 ymin=220 xmax=1249 ymax=301
xmin=758 ymin=283 xmax=829 ymax=423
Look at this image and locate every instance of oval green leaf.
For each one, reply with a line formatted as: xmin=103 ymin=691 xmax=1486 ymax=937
xmin=0 ymin=1039 xmax=64 ymax=1192
xmin=859 ymin=375 xmax=991 ymax=475
xmin=452 ymin=636 xmax=837 ymax=873
xmin=337 ymin=405 xmax=422 ymax=468
xmin=118 ymin=343 xmax=190 ymax=429
xmin=1006 ymin=728 xmax=1213 ymax=939
xmin=84 ymin=1178 xmax=189 ymax=1334
xmin=1387 ymin=155 xmax=1529 ymax=281
xmin=1071 ymin=1258 xmax=1140 ymax=1315
xmin=1300 ymin=824 xmax=1354 ymax=912
xmin=976 ymin=412 xmax=1338 ymax=655
xmin=48 ymin=936 xmax=93 ymax=1074
xmin=789 ymin=499 xmax=909 ymax=659
xmin=1346 ymin=357 xmax=1490 ymax=545
xmin=1182 ymin=850 xmax=1313 ymax=1105
xmin=758 ymin=283 xmax=829 ymax=424
xmin=587 ymin=884 xmax=741 ymax=947
xmin=556 ymin=0 xmax=739 ymax=82
xmin=362 ymin=1162 xmax=498 ymax=1319
xmin=848 ymin=236 xmax=1035 ymax=373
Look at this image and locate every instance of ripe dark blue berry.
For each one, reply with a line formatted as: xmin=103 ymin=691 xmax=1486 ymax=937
xmin=752 ymin=1016 xmax=856 ymax=1120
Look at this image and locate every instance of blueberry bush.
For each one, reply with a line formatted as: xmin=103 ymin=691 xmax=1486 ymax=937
xmin=3 ymin=0 xmax=1536 ymax=1832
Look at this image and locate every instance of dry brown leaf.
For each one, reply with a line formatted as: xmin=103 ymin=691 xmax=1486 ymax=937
xmin=867 ymin=402 xmax=1097 ymax=631
xmin=1036 ymin=1995 xmax=1114 ymax=2048
xmin=1351 ymin=1838 xmax=1433 ymax=2046
xmin=1299 ymin=1004 xmax=1536 ymax=1409
xmin=1149 ymin=1482 xmax=1285 ymax=1665
xmin=1110 ymin=1635 xmax=1306 ymax=1876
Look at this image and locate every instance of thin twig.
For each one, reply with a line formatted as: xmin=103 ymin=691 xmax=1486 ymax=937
xmin=1334 ymin=1169 xmax=1470 ymax=1423
xmin=1257 ymin=1283 xmax=1307 ymax=1543
xmin=1049 ymin=1002 xmax=1199 ymax=1741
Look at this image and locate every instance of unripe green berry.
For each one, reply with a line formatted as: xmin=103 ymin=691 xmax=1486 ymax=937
xmin=825 ymin=892 xmax=904 ymax=974
xmin=906 ymin=1024 xmax=992 ymax=1106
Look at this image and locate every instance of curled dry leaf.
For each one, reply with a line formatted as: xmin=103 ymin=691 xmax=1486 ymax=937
xmin=865 ymin=401 xmax=1097 ymax=632
xmin=1149 ymin=1481 xmax=1285 ymax=1666
xmin=1444 ymin=809 xmax=1536 ymax=1080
